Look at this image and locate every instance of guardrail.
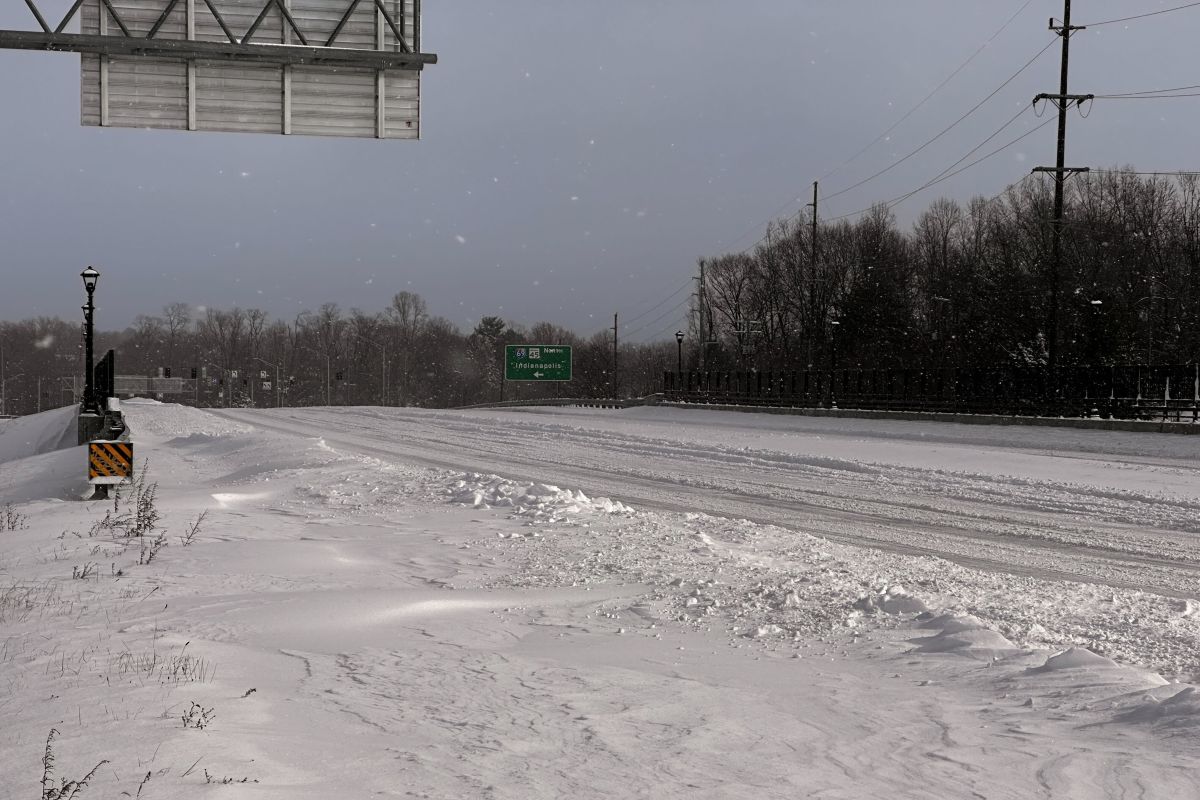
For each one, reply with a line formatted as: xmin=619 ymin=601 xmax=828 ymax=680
xmin=663 ymin=365 xmax=1200 ymax=422
xmin=457 ymin=395 xmax=664 ymax=411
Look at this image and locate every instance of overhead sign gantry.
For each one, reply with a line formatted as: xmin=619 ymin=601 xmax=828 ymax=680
xmin=1 ymin=0 xmax=436 ymax=138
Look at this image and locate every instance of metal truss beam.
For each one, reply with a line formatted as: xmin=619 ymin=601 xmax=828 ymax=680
xmin=3 ymin=0 xmax=433 ymax=70
xmin=0 ymin=29 xmax=434 ymax=69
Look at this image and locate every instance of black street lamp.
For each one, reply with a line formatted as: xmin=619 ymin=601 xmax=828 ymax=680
xmin=80 ymin=266 xmax=99 ymax=413
xmin=675 ymin=330 xmax=684 ymax=376
xmin=1087 ymin=299 xmax=1103 ymax=366
xmin=829 ymin=319 xmax=840 ymax=409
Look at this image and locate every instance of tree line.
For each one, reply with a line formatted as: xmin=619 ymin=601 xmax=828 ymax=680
xmin=694 ymin=170 xmax=1200 ymax=375
xmin=0 ymin=292 xmax=673 ymax=414
xmin=2 ymin=169 xmax=1197 ymax=416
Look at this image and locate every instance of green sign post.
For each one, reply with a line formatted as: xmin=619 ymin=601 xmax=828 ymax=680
xmin=505 ymin=345 xmax=572 ymax=381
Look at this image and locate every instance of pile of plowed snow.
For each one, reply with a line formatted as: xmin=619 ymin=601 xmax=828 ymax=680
xmin=448 ymin=473 xmax=634 ymax=522
xmin=0 ymin=405 xmax=77 ymax=464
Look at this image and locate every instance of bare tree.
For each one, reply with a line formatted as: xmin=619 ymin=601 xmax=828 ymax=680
xmin=162 ymin=302 xmax=192 ymax=365
xmin=386 ymin=291 xmax=429 ymax=405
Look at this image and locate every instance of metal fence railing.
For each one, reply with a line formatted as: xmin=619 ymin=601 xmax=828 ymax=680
xmin=663 ymin=364 xmax=1200 ymax=421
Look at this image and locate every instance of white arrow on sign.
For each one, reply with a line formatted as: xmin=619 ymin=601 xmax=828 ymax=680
xmin=533 ymin=371 xmax=544 ymax=378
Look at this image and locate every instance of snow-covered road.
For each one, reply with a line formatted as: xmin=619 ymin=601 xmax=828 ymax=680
xmin=220 ymin=405 xmax=1200 ymax=598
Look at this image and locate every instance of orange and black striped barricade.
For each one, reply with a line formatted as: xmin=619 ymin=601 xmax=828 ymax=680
xmin=88 ymin=440 xmax=133 ymax=486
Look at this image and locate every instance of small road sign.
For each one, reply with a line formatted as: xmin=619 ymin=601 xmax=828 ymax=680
xmin=88 ymin=440 xmax=133 ymax=485
xmin=505 ymin=345 xmax=572 ymax=381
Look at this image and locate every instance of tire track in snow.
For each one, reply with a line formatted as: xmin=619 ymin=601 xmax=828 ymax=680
xmin=215 ymin=408 xmax=1200 ymax=599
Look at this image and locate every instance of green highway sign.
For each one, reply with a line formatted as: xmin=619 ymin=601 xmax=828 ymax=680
xmin=505 ymin=344 xmax=573 ymax=381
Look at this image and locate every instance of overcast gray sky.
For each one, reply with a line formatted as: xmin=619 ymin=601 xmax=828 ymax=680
xmin=2 ymin=1 xmax=1197 ymax=341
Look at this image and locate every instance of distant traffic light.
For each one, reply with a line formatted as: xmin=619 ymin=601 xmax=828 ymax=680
xmin=190 ymin=367 xmax=197 ymax=379
xmin=164 ymin=367 xmax=171 ymax=378
xmin=336 ymin=371 xmax=344 ymax=381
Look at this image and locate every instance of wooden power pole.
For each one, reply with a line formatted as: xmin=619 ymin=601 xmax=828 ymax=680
xmin=1033 ymin=0 xmax=1091 ymax=371
xmin=807 ymin=181 xmax=819 ymax=368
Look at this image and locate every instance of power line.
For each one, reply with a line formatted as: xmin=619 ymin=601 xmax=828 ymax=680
xmin=712 ymin=2 xmax=1193 ymax=275
xmin=717 ymin=0 xmax=1039 ymax=253
xmin=621 ymin=278 xmax=692 ymax=326
xmin=1080 ymin=2 xmax=1200 ymax=27
xmin=1090 ymin=169 xmax=1200 ymax=176
xmin=727 ymin=109 xmax=1044 ymax=253
xmin=622 ymin=294 xmax=693 ymax=341
xmin=624 ymin=297 xmax=691 ymax=340
xmin=733 ymin=206 xmax=807 ymax=257
xmin=720 ymin=194 xmax=808 ymax=254
xmin=1093 ymin=83 xmax=1200 ymax=97
xmin=821 ymin=36 xmax=1058 ymax=204
xmin=640 ymin=313 xmax=692 ymax=345
xmin=724 ymin=34 xmax=1057 ymax=259
xmin=995 ymin=171 xmax=1200 ymax=238
xmin=728 ymin=103 xmax=1050 ymax=259
xmin=951 ymin=174 xmax=1042 ymax=226
xmin=888 ymin=105 xmax=1034 ymax=200
xmin=1099 ymin=92 xmax=1200 ymax=100
xmin=826 ymin=110 xmax=1054 ymax=223
xmin=1056 ymin=218 xmax=1177 ymax=237
xmin=890 ymin=112 xmax=1053 ymax=209
xmin=818 ymin=0 xmax=1038 ymax=185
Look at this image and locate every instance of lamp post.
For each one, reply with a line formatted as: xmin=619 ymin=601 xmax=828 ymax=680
xmin=931 ymin=295 xmax=951 ymax=368
xmin=675 ymin=331 xmax=684 ymax=378
xmin=1088 ymin=299 xmax=1102 ymax=366
xmin=829 ymin=319 xmax=841 ymax=409
xmin=80 ymin=267 xmax=99 ymax=413
xmin=1085 ymin=299 xmax=1103 ymax=417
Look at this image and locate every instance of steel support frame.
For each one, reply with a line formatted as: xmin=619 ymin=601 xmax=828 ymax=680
xmin=0 ymin=29 xmax=432 ymax=69
xmin=1 ymin=0 xmax=434 ymax=70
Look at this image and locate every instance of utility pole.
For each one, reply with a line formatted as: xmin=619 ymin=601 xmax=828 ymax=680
xmin=806 ymin=181 xmax=819 ymax=368
xmin=1033 ymin=0 xmax=1091 ymax=372
xmin=612 ymin=312 xmax=619 ymax=398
